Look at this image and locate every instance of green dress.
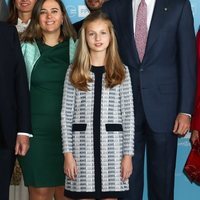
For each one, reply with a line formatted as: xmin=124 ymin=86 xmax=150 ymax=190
xmin=19 ymin=40 xmax=69 ymax=187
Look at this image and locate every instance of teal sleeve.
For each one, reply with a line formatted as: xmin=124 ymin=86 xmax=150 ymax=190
xmin=69 ymin=38 xmax=77 ymax=64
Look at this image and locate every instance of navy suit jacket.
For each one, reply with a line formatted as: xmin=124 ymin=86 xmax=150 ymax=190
xmin=102 ymin=0 xmax=196 ymax=132
xmin=0 ymin=22 xmax=31 ymax=149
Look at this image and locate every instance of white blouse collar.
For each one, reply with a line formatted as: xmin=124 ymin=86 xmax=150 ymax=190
xmin=16 ymin=18 xmax=31 ymax=33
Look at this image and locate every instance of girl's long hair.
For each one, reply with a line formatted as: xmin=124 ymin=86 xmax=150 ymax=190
xmin=70 ymin=11 xmax=125 ymax=91
xmin=20 ymin=0 xmax=77 ymax=42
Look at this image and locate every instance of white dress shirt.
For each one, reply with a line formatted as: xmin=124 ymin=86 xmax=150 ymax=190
xmin=18 ymin=132 xmax=33 ymax=137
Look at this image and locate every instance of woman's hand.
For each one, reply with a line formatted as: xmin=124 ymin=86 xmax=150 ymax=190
xmin=121 ymin=155 xmax=133 ymax=182
xmin=191 ymin=130 xmax=200 ymax=144
xmin=64 ymin=153 xmax=78 ymax=180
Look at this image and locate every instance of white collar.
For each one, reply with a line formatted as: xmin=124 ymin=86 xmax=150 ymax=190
xmin=16 ymin=18 xmax=31 ymax=33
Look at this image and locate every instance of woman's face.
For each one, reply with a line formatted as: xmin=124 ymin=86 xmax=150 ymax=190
xmin=15 ymin=0 xmax=36 ymax=13
xmin=86 ymin=19 xmax=110 ymax=54
xmin=39 ymin=0 xmax=63 ymax=35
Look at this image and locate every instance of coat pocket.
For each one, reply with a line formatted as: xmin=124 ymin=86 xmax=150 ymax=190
xmin=106 ymin=124 xmax=123 ymax=131
xmin=72 ymin=124 xmax=87 ymax=131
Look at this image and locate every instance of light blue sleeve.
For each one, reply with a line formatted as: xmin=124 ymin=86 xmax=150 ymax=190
xmin=69 ymin=38 xmax=77 ymax=64
xmin=21 ymin=42 xmax=40 ymax=88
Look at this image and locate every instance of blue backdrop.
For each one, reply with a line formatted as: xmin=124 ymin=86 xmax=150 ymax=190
xmin=63 ymin=0 xmax=88 ymax=23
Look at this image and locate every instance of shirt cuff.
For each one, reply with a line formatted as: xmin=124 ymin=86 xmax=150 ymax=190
xmin=17 ymin=132 xmax=33 ymax=137
xmin=180 ymin=113 xmax=191 ymax=118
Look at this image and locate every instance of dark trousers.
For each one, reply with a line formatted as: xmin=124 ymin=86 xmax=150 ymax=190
xmin=124 ymin=92 xmax=178 ymax=200
xmin=0 ymin=145 xmax=16 ymax=200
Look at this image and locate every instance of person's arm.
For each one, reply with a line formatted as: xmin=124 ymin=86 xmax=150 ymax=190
xmin=61 ymin=66 xmax=77 ymax=179
xmin=69 ymin=38 xmax=77 ymax=64
xmin=61 ymin=66 xmax=76 ymax=153
xmin=120 ymin=66 xmax=135 ymax=156
xmin=12 ymin=26 xmax=31 ymax=155
xmin=173 ymin=0 xmax=196 ymax=136
xmin=120 ymin=66 xmax=135 ymax=181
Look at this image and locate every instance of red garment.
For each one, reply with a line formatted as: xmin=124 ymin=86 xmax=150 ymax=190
xmin=191 ymin=31 xmax=200 ymax=130
xmin=184 ymin=139 xmax=200 ymax=184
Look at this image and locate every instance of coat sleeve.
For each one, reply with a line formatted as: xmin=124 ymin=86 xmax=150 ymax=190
xmin=69 ymin=38 xmax=77 ymax=64
xmin=177 ymin=0 xmax=196 ymax=114
xmin=13 ymin=26 xmax=31 ymax=133
xmin=61 ymin=65 xmax=76 ymax=153
xmin=191 ymin=31 xmax=200 ymax=130
xmin=21 ymin=41 xmax=41 ymax=89
xmin=120 ymin=66 xmax=135 ymax=156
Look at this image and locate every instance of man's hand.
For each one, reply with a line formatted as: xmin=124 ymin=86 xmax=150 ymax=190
xmin=173 ymin=113 xmax=191 ymax=136
xmin=15 ymin=135 xmax=30 ymax=156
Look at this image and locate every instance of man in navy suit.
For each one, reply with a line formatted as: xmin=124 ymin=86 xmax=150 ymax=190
xmin=102 ymin=0 xmax=196 ymax=199
xmin=0 ymin=22 xmax=31 ymax=200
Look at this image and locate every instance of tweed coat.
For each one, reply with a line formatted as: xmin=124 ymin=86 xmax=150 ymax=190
xmin=61 ymin=65 xmax=135 ymax=199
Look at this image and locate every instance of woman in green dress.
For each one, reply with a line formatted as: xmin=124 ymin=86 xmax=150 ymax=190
xmin=18 ymin=0 xmax=76 ymax=199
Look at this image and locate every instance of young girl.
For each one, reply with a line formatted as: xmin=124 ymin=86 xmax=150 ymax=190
xmin=61 ymin=11 xmax=134 ymax=200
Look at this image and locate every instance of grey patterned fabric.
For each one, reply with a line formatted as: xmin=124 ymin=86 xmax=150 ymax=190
xmin=61 ymin=65 xmax=135 ymax=193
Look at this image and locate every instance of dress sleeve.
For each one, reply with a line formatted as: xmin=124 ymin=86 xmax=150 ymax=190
xmin=61 ymin=65 xmax=76 ymax=153
xmin=120 ymin=66 xmax=135 ymax=156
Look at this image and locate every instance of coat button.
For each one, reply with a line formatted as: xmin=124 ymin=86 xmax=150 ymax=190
xmin=140 ymin=68 xmax=144 ymax=72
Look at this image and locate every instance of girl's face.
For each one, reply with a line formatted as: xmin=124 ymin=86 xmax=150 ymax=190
xmin=86 ymin=19 xmax=110 ymax=54
xmin=15 ymin=0 xmax=36 ymax=13
xmin=39 ymin=0 xmax=63 ymax=34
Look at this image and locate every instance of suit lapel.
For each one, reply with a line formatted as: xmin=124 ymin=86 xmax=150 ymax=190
xmin=119 ymin=0 xmax=140 ymax=66
xmin=143 ymin=0 xmax=168 ymax=62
